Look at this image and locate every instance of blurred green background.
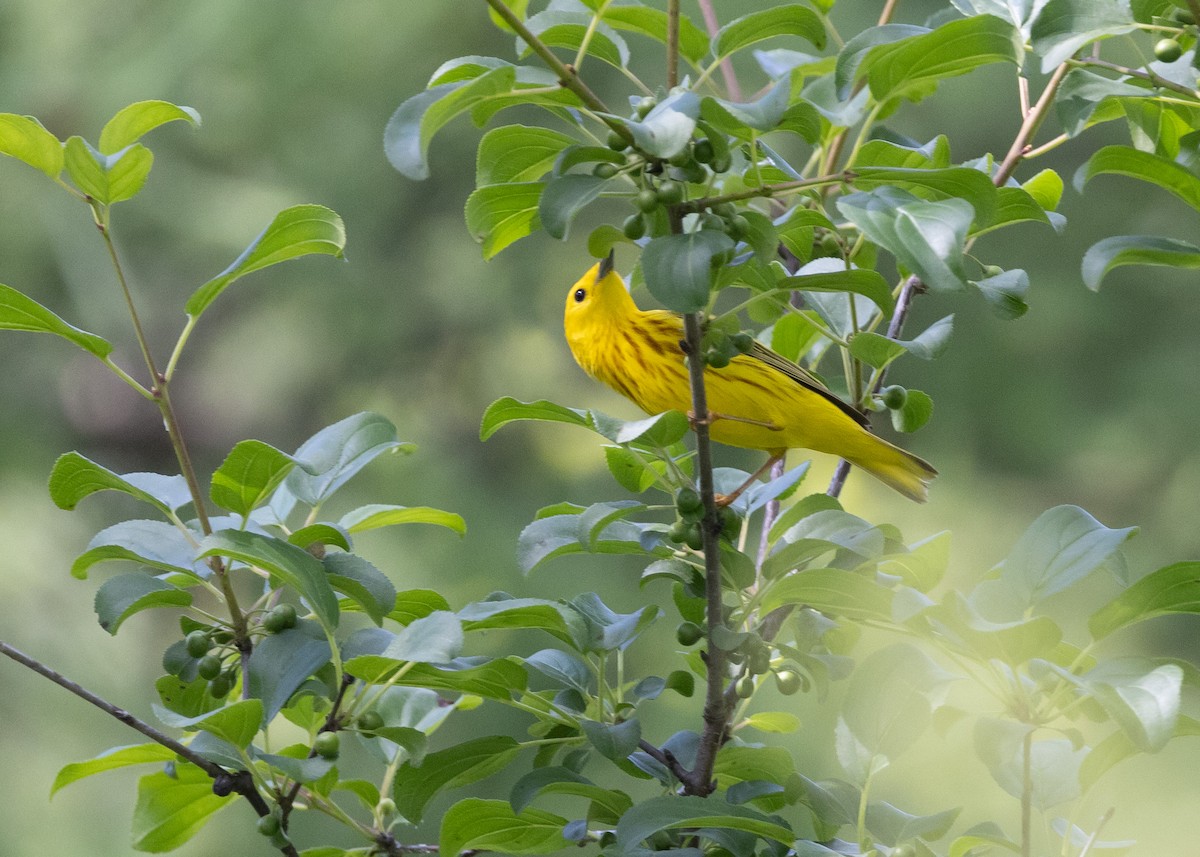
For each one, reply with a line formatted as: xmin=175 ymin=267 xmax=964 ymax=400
xmin=1 ymin=1 xmax=1198 ymax=854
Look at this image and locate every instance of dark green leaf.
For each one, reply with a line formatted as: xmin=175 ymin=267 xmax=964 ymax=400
xmin=973 ymin=269 xmax=1030 ymax=319
xmin=890 ymin=388 xmax=933 ymax=433
xmin=49 ymin=452 xmax=189 ymax=514
xmin=582 ymin=718 xmax=641 ymax=761
xmin=477 ymin=125 xmax=574 ymax=185
xmin=185 ymin=204 xmax=345 ymax=318
xmin=524 ymin=648 xmax=591 ymax=692
xmin=94 ymin=574 xmax=191 ymax=635
xmin=1031 ymin=0 xmax=1136 ymax=71
xmin=480 ymin=397 xmax=590 ymax=440
xmin=390 ymin=589 xmax=452 ymax=625
xmin=154 ymin=699 xmax=263 ymax=749
xmin=642 ymin=230 xmax=735 ymax=312
xmin=835 ymin=24 xmax=928 ymax=98
xmin=1082 ymin=234 xmax=1200 ymax=290
xmin=285 ymin=412 xmax=410 ymax=507
xmin=247 ymin=624 xmax=332 ymax=723
xmin=0 ymin=283 xmax=112 ymax=358
xmin=441 ymin=798 xmax=569 ymax=856
xmin=582 ymin=1 xmax=709 ymax=63
xmin=325 ymin=553 xmax=397 ymax=625
xmin=571 ymin=593 xmax=660 ymax=652
xmin=701 ymin=77 xmax=792 ymax=135
xmin=393 ymin=737 xmax=521 ymax=824
xmin=466 ymin=181 xmax=544 ymax=259
xmin=853 ymin=166 xmax=998 ymax=227
xmin=72 ymin=520 xmax=204 ymax=580
xmin=521 ymin=11 xmax=629 ymax=68
xmin=759 ymin=569 xmax=893 ymax=621
xmin=616 ymin=795 xmax=794 ymax=853
xmin=713 ymin=5 xmax=826 ymax=61
xmin=1076 ymin=145 xmax=1200 ymax=212
xmin=256 ymin=751 xmax=334 ymax=784
xmin=288 ymin=523 xmax=351 ymax=552
xmin=346 ymin=656 xmax=528 ymax=700
xmin=540 ymin=174 xmax=607 ymax=241
xmin=608 ymin=89 xmax=700 ymax=160
xmin=780 ymin=261 xmax=895 ymax=316
xmin=197 ymin=530 xmax=339 ymax=629
xmin=459 ymin=598 xmax=587 ymax=648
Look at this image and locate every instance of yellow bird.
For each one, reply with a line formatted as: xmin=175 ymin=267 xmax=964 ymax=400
xmin=563 ymin=255 xmax=937 ymax=502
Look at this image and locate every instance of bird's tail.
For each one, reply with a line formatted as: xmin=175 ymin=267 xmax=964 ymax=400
xmin=846 ymin=433 xmax=938 ymax=503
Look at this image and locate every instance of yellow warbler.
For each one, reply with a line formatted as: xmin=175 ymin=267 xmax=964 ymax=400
xmin=563 ymin=256 xmax=937 ymax=502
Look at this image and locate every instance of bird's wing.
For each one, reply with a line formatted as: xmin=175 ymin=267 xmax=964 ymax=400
xmin=746 ymin=340 xmax=870 ymax=426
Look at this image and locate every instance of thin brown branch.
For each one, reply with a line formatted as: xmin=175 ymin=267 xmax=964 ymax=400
xmin=1067 ymin=55 xmax=1200 ymax=99
xmin=638 ymin=738 xmax=693 ymax=784
xmin=666 ymin=0 xmax=680 ymax=89
xmin=697 ymin=0 xmax=742 ymax=100
xmin=681 ymin=173 xmax=850 ymax=212
xmin=0 ymin=640 xmax=292 ymax=853
xmin=279 ymin=673 xmax=356 ymax=828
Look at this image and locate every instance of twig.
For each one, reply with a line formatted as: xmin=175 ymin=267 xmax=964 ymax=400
xmin=680 ymin=172 xmax=850 ymax=212
xmin=637 ymin=739 xmax=693 ymax=784
xmin=666 ymin=0 xmax=680 ymax=89
xmin=697 ymin=0 xmax=742 ymax=100
xmin=1067 ymin=55 xmax=1200 ymax=99
xmin=0 ymin=640 xmax=293 ymax=853
xmin=279 ymin=673 xmax=356 ymax=828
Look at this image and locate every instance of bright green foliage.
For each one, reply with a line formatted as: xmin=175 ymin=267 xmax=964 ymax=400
xmin=2 ymin=2 xmax=1200 ymax=857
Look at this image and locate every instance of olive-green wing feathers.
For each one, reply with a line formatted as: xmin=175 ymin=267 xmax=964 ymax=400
xmin=745 ymin=341 xmax=869 ymax=426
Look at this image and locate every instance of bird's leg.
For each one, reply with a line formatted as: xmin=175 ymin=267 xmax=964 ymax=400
xmin=715 ymin=452 xmax=785 ymax=509
xmin=687 ymin=410 xmax=782 ymax=431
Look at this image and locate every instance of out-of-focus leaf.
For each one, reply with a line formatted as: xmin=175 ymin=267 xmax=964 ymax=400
xmin=1082 ymin=235 xmax=1200 ymax=290
xmin=0 ymin=283 xmax=112 ymax=358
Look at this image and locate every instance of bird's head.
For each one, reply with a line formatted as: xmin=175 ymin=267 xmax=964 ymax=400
xmin=564 ymin=251 xmax=635 ymax=339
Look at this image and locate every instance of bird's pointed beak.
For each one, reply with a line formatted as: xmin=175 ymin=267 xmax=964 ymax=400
xmin=597 ymin=249 xmax=615 ymax=281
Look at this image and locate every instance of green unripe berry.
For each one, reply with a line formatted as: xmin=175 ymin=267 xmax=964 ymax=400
xmin=713 ymin=202 xmax=737 ymax=219
xmin=748 ymin=647 xmax=772 ymax=676
xmin=981 ymin=263 xmax=1005 ymax=278
xmin=622 ymin=213 xmax=646 ymax=240
xmin=683 ymin=523 xmax=704 ymax=551
xmin=656 ymin=180 xmax=684 ymax=205
xmin=710 ymin=152 xmax=732 ymax=174
xmin=667 ymin=146 xmax=693 ymax=167
xmin=700 ymin=212 xmax=725 ymax=232
xmin=675 ymin=486 xmax=703 ymax=516
xmin=819 ymin=231 xmax=843 ymax=257
xmin=593 ymin=162 xmax=618 ymax=179
xmin=667 ymin=520 xmax=692 ymax=544
xmin=727 ymin=214 xmax=750 ymax=241
xmin=730 ymin=332 xmax=754 ymax=354
xmin=257 ymin=813 xmax=281 ymax=836
xmin=891 ymin=845 xmax=917 ymax=857
xmin=679 ymin=161 xmax=708 ymax=184
xmin=197 ymin=654 xmax=222 ymax=681
xmin=635 ymin=96 xmax=657 ymax=118
xmin=357 ymin=710 xmax=384 ymax=732
xmin=313 ymin=731 xmax=340 ymax=759
xmin=606 ymin=129 xmax=629 ymax=151
xmin=273 ymin=603 xmax=298 ymax=629
xmin=1155 ymin=37 xmax=1183 ymax=62
xmin=719 ymin=507 xmax=741 ymax=542
xmin=774 ymin=669 xmax=803 ymax=695
xmin=1174 ymin=7 xmax=1196 ymax=25
xmin=209 ymin=673 xmax=233 ymax=699
xmin=675 ymin=621 xmax=703 ymax=646
xmin=705 ymin=348 xmax=731 ymax=369
xmin=692 ymin=139 xmax=715 ymax=164
xmin=880 ymin=385 xmax=908 ymax=410
xmin=262 ymin=611 xmax=288 ymax=634
xmin=185 ymin=630 xmax=210 ymax=658
xmin=735 ymin=675 xmax=756 ymax=698
xmin=211 ymin=630 xmax=234 ymax=645
xmin=634 ymin=188 xmax=660 ymax=213
xmin=377 ymin=797 xmax=398 ymax=821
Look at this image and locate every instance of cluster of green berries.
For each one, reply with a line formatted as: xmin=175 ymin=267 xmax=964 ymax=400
xmin=178 ymin=628 xmax=236 ymax=698
xmin=262 ymin=602 xmax=298 ymax=634
xmin=1154 ymin=7 xmax=1198 ymax=62
xmin=665 ymin=486 xmax=741 ymax=549
xmin=701 ymin=327 xmax=754 ymax=369
xmin=673 ymin=621 xmax=805 ymax=697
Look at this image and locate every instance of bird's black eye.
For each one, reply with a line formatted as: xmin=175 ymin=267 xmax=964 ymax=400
xmin=574 ymin=288 xmax=586 ymax=303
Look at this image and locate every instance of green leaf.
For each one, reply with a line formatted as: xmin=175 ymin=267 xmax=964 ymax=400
xmin=185 ymin=204 xmax=346 ymax=317
xmin=63 ymin=135 xmax=154 ymax=204
xmin=539 ymin=173 xmax=607 ymax=241
xmin=607 ymin=89 xmax=701 ymax=160
xmin=890 ymin=388 xmax=933 ymax=433
xmin=992 ymin=505 xmax=1136 ymax=617
xmin=642 ymin=229 xmax=735 ymax=312
xmin=843 ymin=644 xmax=953 ymax=759
xmin=702 ymin=77 xmax=793 ymax=135
xmin=49 ymin=452 xmax=189 ymax=515
xmin=1081 ymin=234 xmax=1200 ymax=290
xmin=837 ymin=187 xmax=973 ymax=292
xmin=385 ymin=66 xmax=517 ymax=180
xmin=98 ymin=100 xmax=200 ymax=154
xmin=571 ymin=593 xmax=660 ymax=652
xmin=346 ymin=657 xmax=527 ymax=700
xmin=582 ymin=0 xmax=709 ymax=63
xmin=1031 ymin=0 xmax=1136 ymax=72
xmin=339 ymin=503 xmax=465 ymax=536
xmin=0 ymin=283 xmax=112 ymax=358
xmin=480 ymin=396 xmax=590 ymax=440
xmin=257 ymin=751 xmax=334 ymax=784
xmin=394 ymin=737 xmax=522 ymax=824
xmin=973 ymin=719 xmax=1082 ymax=809
xmin=384 ymin=611 xmax=464 ymax=663
xmin=861 ymin=15 xmax=1023 ymax=102
xmin=441 ymin=798 xmax=569 ymax=856
xmin=524 ymin=648 xmax=591 ymax=692
xmin=94 ymin=574 xmax=192 ymax=635
xmin=198 ymin=530 xmax=339 ymax=629
xmin=210 ymin=439 xmax=297 ymax=517
xmin=517 ymin=508 xmax=659 ymax=573
xmin=465 ymin=182 xmax=544 ymax=259
xmin=835 ymin=24 xmax=928 ymax=98
xmin=582 ymin=718 xmax=641 ymax=761
xmin=459 ymin=598 xmax=587 ymax=648
xmin=849 ymin=332 xmax=906 ymax=370
xmin=285 ymin=412 xmax=410 ymax=507
xmin=714 ymin=745 xmax=796 ymax=787
xmin=0 ymin=113 xmax=63 ymax=177
xmin=521 ymin=11 xmax=629 ymax=68
xmin=154 ymin=699 xmax=263 ymax=749
xmin=325 ymin=553 xmax=397 ymax=625
xmin=1090 ymin=662 xmax=1182 ymax=752
xmin=52 ymin=744 xmax=175 ymax=797
xmin=1090 ymin=561 xmax=1200 ymax=638
xmin=973 ymin=269 xmax=1030 ymax=319
xmin=713 ymin=5 xmax=826 ymax=61
xmin=72 ymin=520 xmax=204 ymax=580
xmin=289 ymin=523 xmax=351 ymax=552
xmin=510 ymin=767 xmax=631 ymax=822
xmin=390 ymin=589 xmax=452 ymax=625
xmin=246 ymin=624 xmax=332 ymax=723
xmin=760 ymin=568 xmax=894 ymax=621
xmin=780 ymin=261 xmax=895 ymax=316
xmin=1080 ymin=715 xmax=1200 ymax=791
xmin=744 ymin=712 xmax=802 ymax=734
xmin=853 ymin=166 xmax=998 ymax=226
xmin=616 ymin=795 xmax=794 ymax=853
xmin=1076 ymin=145 xmax=1200 ymax=213
xmin=132 ymin=766 xmax=233 ymax=852
xmin=605 ymin=446 xmax=656 ymax=492
xmin=477 ymin=125 xmax=573 ymax=185
xmin=930 ymin=592 xmax=1063 ymax=665
xmin=866 ymin=801 xmax=962 ymax=847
